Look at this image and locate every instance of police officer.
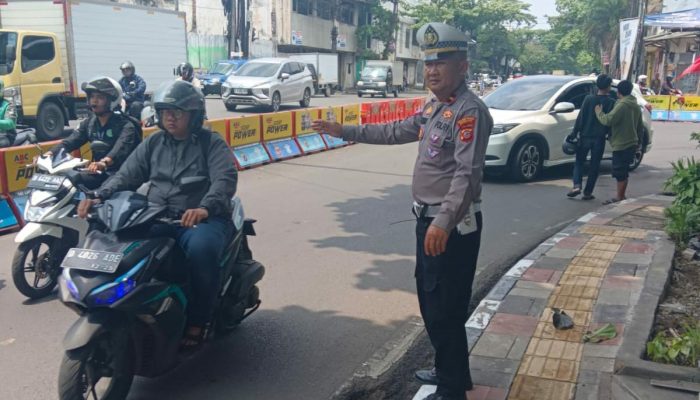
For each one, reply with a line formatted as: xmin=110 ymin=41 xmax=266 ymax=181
xmin=312 ymin=22 xmax=493 ymax=400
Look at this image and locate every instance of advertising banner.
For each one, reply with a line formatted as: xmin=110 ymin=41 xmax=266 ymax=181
xmin=232 ymin=143 xmax=270 ymax=169
xmin=231 ymin=116 xmax=262 ymax=147
xmin=262 ymin=112 xmax=294 ymax=142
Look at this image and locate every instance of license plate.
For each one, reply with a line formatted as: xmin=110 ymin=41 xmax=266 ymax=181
xmin=62 ymin=248 xmax=123 ymax=274
xmin=27 ymin=173 xmax=66 ymax=191
xmin=233 ymin=88 xmax=248 ymax=95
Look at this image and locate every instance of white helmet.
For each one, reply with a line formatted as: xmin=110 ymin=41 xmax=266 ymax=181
xmin=638 ymin=75 xmax=648 ymax=82
xmin=81 ymin=76 xmax=124 ymax=111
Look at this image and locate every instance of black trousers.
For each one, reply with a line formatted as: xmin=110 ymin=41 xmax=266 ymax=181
xmin=415 ymin=212 xmax=482 ymax=397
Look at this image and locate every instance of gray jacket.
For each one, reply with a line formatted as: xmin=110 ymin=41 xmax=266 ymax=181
xmin=341 ymin=84 xmax=493 ymax=232
xmin=98 ymin=129 xmax=238 ymax=218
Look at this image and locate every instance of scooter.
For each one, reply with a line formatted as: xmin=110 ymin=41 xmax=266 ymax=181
xmin=11 ymin=147 xmax=93 ymax=299
xmin=57 ymin=191 xmax=264 ymax=400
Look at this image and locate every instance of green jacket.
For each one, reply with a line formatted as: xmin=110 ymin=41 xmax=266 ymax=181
xmin=595 ymin=95 xmax=643 ymax=151
xmin=0 ymin=99 xmax=16 ymax=147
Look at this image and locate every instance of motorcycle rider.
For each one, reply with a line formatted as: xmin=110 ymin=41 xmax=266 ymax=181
xmin=119 ymin=61 xmax=147 ymax=118
xmin=0 ymin=79 xmax=17 ymax=148
xmin=637 ymin=75 xmax=654 ymax=95
xmin=77 ymin=80 xmax=237 ymax=351
xmin=44 ymin=76 xmax=140 ymax=189
xmin=176 ymin=62 xmax=203 ymax=89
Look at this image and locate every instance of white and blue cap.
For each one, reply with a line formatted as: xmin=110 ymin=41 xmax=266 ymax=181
xmin=416 ymin=22 xmax=470 ymax=61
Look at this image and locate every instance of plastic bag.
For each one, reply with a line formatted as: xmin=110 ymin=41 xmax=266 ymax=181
xmin=552 ymin=308 xmax=574 ymax=330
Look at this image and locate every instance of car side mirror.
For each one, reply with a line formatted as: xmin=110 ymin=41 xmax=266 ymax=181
xmin=280 ymin=72 xmax=290 ymax=81
xmin=551 ymin=102 xmax=575 ymax=114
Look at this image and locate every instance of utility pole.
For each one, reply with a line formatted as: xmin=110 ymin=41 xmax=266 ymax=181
xmin=630 ymin=0 xmax=648 ymax=81
xmin=191 ymin=0 xmax=197 ymax=32
xmin=390 ymin=0 xmax=399 ymax=61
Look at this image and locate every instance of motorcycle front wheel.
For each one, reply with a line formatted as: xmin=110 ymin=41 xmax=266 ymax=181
xmin=12 ymin=237 xmax=59 ymax=299
xmin=58 ymin=332 xmax=134 ymax=400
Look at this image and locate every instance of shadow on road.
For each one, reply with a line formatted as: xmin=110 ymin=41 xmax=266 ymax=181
xmin=128 ymin=305 xmax=409 ymax=400
xmin=22 ymin=291 xmax=58 ymax=306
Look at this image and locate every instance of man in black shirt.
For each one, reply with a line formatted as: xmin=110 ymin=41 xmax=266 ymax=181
xmin=566 ymin=74 xmax=615 ymax=200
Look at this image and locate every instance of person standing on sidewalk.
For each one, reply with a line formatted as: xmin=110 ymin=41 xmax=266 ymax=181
xmin=595 ymin=80 xmax=643 ymax=205
xmin=312 ymin=22 xmax=493 ymax=400
xmin=566 ymin=74 xmax=616 ymax=200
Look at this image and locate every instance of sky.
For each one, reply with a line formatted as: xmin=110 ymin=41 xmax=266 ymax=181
xmin=526 ymin=0 xmax=558 ymax=29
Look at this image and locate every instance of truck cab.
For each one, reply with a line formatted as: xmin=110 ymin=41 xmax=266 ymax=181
xmin=0 ymin=29 xmax=70 ymax=140
xmin=356 ymin=61 xmax=403 ymax=98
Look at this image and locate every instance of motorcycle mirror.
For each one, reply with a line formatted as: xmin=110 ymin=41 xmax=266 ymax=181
xmin=90 ymin=141 xmax=111 ymax=155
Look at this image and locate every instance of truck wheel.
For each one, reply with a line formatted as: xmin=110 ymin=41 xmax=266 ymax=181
xmin=36 ymin=102 xmax=65 ymax=141
xmin=357 ymin=93 xmax=363 ymax=98
xmin=323 ymin=87 xmax=330 ymax=97
xmin=382 ymin=91 xmax=388 ymax=98
xmin=393 ymin=90 xmax=399 ymax=98
xmin=225 ymin=104 xmax=237 ymax=112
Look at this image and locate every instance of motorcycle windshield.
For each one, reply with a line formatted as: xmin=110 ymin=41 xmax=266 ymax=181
xmin=96 ymin=191 xmax=167 ymax=232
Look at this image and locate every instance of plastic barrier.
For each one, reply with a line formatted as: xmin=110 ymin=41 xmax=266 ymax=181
xmin=644 ymin=95 xmax=700 ymax=122
xmin=370 ymin=103 xmax=381 ymax=124
xmin=361 ymin=103 xmax=371 ymax=124
xmin=294 ymin=109 xmax=326 ymax=154
xmin=230 ymin=115 xmax=270 ymax=169
xmin=262 ymin=111 xmax=302 ymax=161
xmin=321 ymin=106 xmax=348 ymax=148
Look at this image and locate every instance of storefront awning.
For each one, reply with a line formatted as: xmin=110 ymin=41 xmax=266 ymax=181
xmin=644 ymin=30 xmax=699 ymax=42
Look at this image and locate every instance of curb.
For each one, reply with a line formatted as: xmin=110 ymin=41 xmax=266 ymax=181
xmin=410 ymin=195 xmax=682 ymax=400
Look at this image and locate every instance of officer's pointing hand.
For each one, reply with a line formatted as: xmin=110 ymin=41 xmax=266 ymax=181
xmin=425 ymin=225 xmax=449 ymax=257
xmin=311 ymin=120 xmax=343 ymax=138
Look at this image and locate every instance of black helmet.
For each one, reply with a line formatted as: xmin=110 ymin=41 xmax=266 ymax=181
xmin=120 ymin=61 xmax=135 ymax=73
xmin=153 ymin=80 xmax=205 ymax=131
xmin=177 ymin=62 xmax=194 ymax=81
xmin=81 ymin=76 xmax=123 ymax=111
xmin=562 ymin=138 xmax=578 ymax=155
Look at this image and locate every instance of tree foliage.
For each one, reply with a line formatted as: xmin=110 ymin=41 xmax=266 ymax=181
xmin=355 ymin=0 xmax=398 ymax=59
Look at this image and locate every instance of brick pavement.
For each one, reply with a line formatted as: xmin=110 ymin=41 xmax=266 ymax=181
xmin=413 ymin=198 xmax=667 ymax=400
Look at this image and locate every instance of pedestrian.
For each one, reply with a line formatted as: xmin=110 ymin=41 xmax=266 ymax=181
xmin=478 ymin=77 xmax=485 ymax=96
xmin=595 ymin=80 xmax=643 ymax=205
xmin=312 ymin=22 xmax=493 ymax=400
xmin=650 ymin=73 xmax=661 ymax=95
xmin=566 ymin=74 xmax=616 ymax=200
xmin=636 ymin=75 xmax=653 ymax=95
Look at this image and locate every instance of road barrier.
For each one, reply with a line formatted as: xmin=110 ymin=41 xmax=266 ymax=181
xmin=0 ymin=97 xmax=426 ymax=231
xmin=644 ymin=95 xmax=700 ymax=122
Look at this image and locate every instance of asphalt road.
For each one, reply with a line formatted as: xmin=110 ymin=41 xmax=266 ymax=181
xmin=1 ymin=99 xmax=697 ymax=399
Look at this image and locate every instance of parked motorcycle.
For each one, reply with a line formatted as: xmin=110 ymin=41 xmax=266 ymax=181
xmin=57 ymin=191 xmax=264 ymax=400
xmin=11 ymin=148 xmax=93 ymax=299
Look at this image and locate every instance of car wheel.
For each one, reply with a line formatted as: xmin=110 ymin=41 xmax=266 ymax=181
xmin=510 ymin=140 xmax=543 ymax=182
xmin=629 ymin=131 xmax=648 ymax=171
xmin=270 ymin=92 xmax=281 ymax=112
xmin=299 ymin=88 xmax=311 ymax=108
xmin=225 ymin=103 xmax=237 ymax=112
xmin=393 ymin=90 xmax=398 ymax=98
xmin=382 ymin=90 xmax=388 ymax=98
xmin=358 ymin=93 xmax=363 ymax=98
xmin=370 ymin=94 xmax=375 ymax=98
xmin=323 ymin=87 xmax=330 ymax=97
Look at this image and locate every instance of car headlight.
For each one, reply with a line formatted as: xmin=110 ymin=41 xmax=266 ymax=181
xmin=491 ymin=123 xmax=520 ymax=135
xmin=378 ymin=82 xmax=387 ymax=87
xmin=357 ymin=81 xmax=364 ymax=86
xmin=252 ymin=88 xmax=270 ymax=97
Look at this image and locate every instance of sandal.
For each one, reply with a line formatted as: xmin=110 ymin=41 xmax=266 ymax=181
xmin=602 ymin=198 xmax=622 ymax=205
xmin=180 ymin=326 xmax=206 ymax=353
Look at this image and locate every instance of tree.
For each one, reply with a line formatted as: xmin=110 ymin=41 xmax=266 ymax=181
xmin=355 ymin=0 xmax=398 ymax=59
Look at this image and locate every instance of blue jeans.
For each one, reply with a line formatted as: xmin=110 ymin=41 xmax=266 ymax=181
xmin=149 ymin=216 xmax=234 ymax=326
xmin=572 ymin=136 xmax=606 ymax=195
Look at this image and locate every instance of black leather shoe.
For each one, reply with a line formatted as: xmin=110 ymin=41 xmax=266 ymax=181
xmin=415 ymin=368 xmax=474 ymax=391
xmin=415 ymin=368 xmax=439 ymax=385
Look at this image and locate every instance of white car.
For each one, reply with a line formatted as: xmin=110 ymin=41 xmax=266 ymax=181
xmin=483 ymin=75 xmax=654 ymax=181
xmin=221 ymin=58 xmax=313 ymax=112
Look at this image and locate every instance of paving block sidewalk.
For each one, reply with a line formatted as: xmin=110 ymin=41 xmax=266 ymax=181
xmin=413 ymin=196 xmax=680 ymax=400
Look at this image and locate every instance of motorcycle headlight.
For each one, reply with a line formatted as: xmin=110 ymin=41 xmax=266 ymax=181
xmin=23 ymin=196 xmax=58 ymax=222
xmin=87 ymin=257 xmax=147 ymax=306
xmin=491 ymin=123 xmax=520 ymax=135
xmin=377 ymin=82 xmax=387 ymax=87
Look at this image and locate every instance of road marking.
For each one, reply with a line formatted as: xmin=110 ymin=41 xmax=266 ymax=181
xmin=0 ymin=338 xmax=16 ymax=346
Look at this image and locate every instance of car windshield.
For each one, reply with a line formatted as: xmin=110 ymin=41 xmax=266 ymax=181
xmin=483 ymin=77 xmax=574 ymax=110
xmin=0 ymin=32 xmax=18 ymax=75
xmin=362 ymin=67 xmax=387 ymax=79
xmin=211 ymin=63 xmax=234 ymax=74
xmin=234 ymin=62 xmax=279 ymax=77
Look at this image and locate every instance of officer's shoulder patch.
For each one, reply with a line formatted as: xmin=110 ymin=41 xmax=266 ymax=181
xmin=457 ymin=116 xmax=476 ymax=143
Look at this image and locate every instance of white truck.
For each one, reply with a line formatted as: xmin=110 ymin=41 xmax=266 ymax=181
xmin=0 ymin=0 xmax=187 ymax=140
xmin=357 ymin=60 xmax=404 ymax=98
xmin=285 ymin=53 xmax=339 ymax=97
